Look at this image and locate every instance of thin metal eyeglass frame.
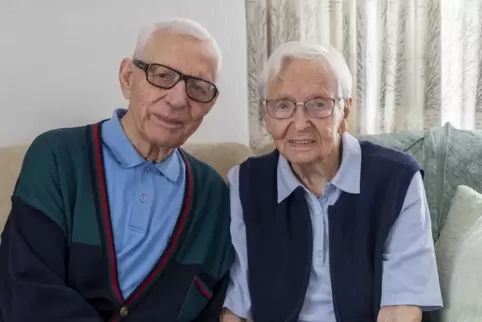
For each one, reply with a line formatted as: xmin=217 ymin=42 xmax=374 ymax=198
xmin=263 ymin=98 xmax=337 ymax=119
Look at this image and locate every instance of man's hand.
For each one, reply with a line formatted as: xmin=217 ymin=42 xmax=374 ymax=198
xmin=377 ymin=305 xmax=422 ymax=322
xmin=219 ymin=308 xmax=250 ymax=322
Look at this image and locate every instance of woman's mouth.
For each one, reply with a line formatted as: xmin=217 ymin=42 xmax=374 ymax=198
xmin=288 ymin=139 xmax=316 ymax=149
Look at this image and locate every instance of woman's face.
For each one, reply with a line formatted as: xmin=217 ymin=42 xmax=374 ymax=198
xmin=263 ymin=58 xmax=349 ymax=165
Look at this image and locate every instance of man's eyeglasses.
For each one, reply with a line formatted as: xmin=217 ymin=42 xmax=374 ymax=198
xmin=132 ymin=59 xmax=218 ymax=103
xmin=264 ymin=98 xmax=336 ymax=119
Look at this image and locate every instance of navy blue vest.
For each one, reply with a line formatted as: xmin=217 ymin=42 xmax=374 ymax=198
xmin=238 ymin=141 xmax=423 ymax=322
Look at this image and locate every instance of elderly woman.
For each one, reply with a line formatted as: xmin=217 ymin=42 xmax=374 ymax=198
xmin=221 ymin=42 xmax=443 ymax=322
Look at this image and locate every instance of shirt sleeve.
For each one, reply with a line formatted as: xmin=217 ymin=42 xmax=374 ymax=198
xmin=222 ymin=166 xmax=253 ymax=319
xmin=380 ymin=171 xmax=443 ymax=310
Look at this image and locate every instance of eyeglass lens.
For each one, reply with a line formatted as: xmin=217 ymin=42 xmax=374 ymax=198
xmin=266 ymin=98 xmax=334 ymax=119
xmin=146 ymin=64 xmax=216 ymax=103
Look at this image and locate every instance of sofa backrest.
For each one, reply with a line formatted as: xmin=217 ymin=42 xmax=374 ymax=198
xmin=0 ymin=145 xmax=29 ymax=231
xmin=0 ymin=142 xmax=255 ymax=234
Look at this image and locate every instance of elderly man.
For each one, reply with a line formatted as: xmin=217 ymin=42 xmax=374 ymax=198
xmin=221 ymin=41 xmax=443 ymax=322
xmin=0 ymin=18 xmax=233 ymax=321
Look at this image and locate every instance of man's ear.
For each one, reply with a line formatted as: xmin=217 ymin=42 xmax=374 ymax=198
xmin=210 ymin=91 xmax=220 ymax=108
xmin=119 ymin=58 xmax=134 ymax=99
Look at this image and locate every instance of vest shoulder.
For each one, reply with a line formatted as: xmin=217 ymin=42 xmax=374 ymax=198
xmin=239 ymin=150 xmax=278 ymax=168
xmin=359 ymin=140 xmax=422 ymax=170
xmin=237 ymin=152 xmax=279 ymax=192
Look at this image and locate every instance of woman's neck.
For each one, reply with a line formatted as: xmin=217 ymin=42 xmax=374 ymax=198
xmin=291 ymin=137 xmax=343 ymax=198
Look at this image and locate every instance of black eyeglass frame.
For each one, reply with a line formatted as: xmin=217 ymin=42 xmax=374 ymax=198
xmin=132 ymin=59 xmax=218 ymax=103
xmin=262 ymin=98 xmax=339 ymax=119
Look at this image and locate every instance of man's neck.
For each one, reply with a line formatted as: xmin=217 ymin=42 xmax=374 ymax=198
xmin=120 ymin=112 xmax=172 ymax=163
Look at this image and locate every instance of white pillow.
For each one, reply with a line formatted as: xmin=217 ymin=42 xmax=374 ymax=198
xmin=435 ymin=185 xmax=482 ymax=303
xmin=442 ymin=216 xmax=482 ymax=321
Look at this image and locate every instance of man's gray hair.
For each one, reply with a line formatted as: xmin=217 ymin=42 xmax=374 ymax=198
xmin=257 ymin=41 xmax=352 ymax=100
xmin=133 ymin=18 xmax=223 ymax=81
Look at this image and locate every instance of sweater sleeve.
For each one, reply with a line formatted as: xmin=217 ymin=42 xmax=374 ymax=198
xmin=0 ymin=132 xmax=103 ymax=322
xmin=193 ymin=272 xmax=230 ymax=322
xmin=193 ymin=173 xmax=235 ymax=322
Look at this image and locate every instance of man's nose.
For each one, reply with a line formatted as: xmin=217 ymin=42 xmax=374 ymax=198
xmin=292 ymin=104 xmax=310 ymax=131
xmin=164 ymin=80 xmax=188 ymax=108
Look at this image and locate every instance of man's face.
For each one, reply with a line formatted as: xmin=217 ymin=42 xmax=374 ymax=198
xmin=264 ymin=58 xmax=349 ymax=165
xmin=119 ymin=31 xmax=218 ymax=149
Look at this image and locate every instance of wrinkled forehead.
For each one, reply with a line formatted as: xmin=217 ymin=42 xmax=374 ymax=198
xmin=140 ymin=31 xmax=217 ymax=82
xmin=267 ymin=57 xmax=338 ymax=99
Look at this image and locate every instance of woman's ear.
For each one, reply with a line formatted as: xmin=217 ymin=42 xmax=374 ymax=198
xmin=338 ymin=99 xmax=352 ymax=133
xmin=339 ymin=118 xmax=348 ymax=134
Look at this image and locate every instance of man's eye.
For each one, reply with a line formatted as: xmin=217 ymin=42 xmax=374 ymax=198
xmin=155 ymin=73 xmax=170 ymax=78
xmin=313 ymin=102 xmax=326 ymax=108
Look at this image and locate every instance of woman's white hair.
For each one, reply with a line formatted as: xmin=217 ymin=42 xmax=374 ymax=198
xmin=258 ymin=41 xmax=352 ymax=100
xmin=133 ymin=17 xmax=222 ymax=81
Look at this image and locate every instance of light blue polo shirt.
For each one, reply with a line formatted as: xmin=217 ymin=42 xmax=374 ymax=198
xmin=101 ymin=109 xmax=186 ymax=298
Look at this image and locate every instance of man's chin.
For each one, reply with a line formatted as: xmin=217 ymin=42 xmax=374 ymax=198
xmin=149 ymin=135 xmax=184 ymax=149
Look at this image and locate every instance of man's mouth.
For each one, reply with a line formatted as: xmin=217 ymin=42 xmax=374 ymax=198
xmin=152 ymin=114 xmax=183 ymax=129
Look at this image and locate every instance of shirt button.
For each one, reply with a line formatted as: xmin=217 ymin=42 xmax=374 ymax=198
xmin=144 ymin=165 xmax=151 ymax=172
xmin=317 ymin=250 xmax=323 ymax=259
xmin=140 ymin=194 xmax=147 ymax=202
xmin=119 ymin=305 xmax=129 ymax=317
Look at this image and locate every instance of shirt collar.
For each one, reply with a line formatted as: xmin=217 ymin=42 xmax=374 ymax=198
xmin=277 ymin=132 xmax=361 ymax=203
xmin=102 ymin=108 xmax=181 ymax=183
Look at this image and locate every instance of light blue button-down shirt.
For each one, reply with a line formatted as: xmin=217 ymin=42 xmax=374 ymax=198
xmin=223 ymin=132 xmax=443 ymax=321
xmin=102 ymin=109 xmax=186 ymax=298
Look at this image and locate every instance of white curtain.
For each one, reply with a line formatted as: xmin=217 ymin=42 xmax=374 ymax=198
xmin=246 ymin=0 xmax=482 ymax=149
